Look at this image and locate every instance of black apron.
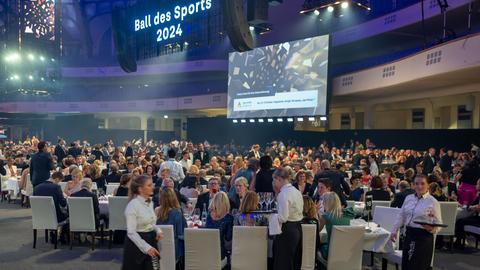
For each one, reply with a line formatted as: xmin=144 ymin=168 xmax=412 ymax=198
xmin=122 ymin=231 xmax=158 ymax=270
xmin=402 ymin=227 xmax=434 ymax=270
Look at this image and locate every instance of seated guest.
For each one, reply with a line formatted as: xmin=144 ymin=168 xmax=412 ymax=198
xmin=205 ymin=192 xmax=234 ymax=260
xmin=454 ymin=179 xmax=480 ymax=249
xmin=195 ymin=178 xmax=220 ymax=214
xmin=155 ymin=189 xmax=186 ymax=260
xmin=115 ymin=173 xmax=132 ymax=196
xmin=360 ymin=167 xmax=372 ymax=186
xmin=33 ymin=171 xmax=68 ymax=243
xmin=64 ymin=168 xmax=84 ymax=196
xmin=348 ymin=174 xmax=364 ymax=201
xmin=302 ymin=196 xmax=321 ymax=254
xmin=365 ymin=176 xmax=391 ymax=201
xmin=318 ymin=192 xmax=354 ymax=259
xmin=71 ymin=179 xmax=101 ymax=228
xmin=89 ymin=164 xmax=106 ymax=192
xmin=440 ymin=172 xmax=457 ymax=201
xmin=180 ymin=165 xmax=207 ymax=189
xmin=105 ymin=161 xmax=122 ymax=183
xmin=313 ymin=178 xmax=331 ymax=203
xmin=381 ymin=173 xmax=396 ymax=195
xmin=229 ymin=177 xmax=249 ymax=210
xmin=213 ymin=169 xmax=229 ymax=192
xmin=145 ymin=165 xmax=159 ymax=183
xmin=293 ymin=170 xmax=312 ymax=195
xmin=3 ymin=157 xmax=17 ymax=178
xmin=429 ymin=182 xmax=447 ymax=201
xmin=62 ymin=164 xmax=78 ymax=182
xmin=236 ymin=190 xmax=259 ymax=226
xmin=391 ymin=180 xmax=415 ymax=208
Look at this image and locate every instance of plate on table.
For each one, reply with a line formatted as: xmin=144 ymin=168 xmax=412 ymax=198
xmin=413 ymin=221 xmax=448 ymax=228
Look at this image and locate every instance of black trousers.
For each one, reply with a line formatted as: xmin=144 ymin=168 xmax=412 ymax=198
xmin=122 ymin=231 xmax=157 ymax=270
xmin=402 ymin=227 xmax=434 ymax=270
xmin=455 ymin=215 xmax=480 ymax=240
xmin=273 ymin=221 xmax=302 ymax=270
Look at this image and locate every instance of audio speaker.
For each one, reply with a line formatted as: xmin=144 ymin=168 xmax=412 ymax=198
xmin=111 ymin=6 xmax=137 ymax=73
xmin=248 ymin=0 xmax=269 ymax=25
xmin=221 ymin=0 xmax=254 ymax=52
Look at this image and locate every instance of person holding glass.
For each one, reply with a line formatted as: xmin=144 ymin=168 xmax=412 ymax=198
xmin=122 ymin=175 xmax=163 ymax=270
xmin=390 ymin=175 xmax=443 ymax=269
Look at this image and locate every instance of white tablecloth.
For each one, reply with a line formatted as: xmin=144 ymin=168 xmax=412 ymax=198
xmin=319 ymin=219 xmax=394 ymax=253
xmin=6 ymin=178 xmax=20 ymax=196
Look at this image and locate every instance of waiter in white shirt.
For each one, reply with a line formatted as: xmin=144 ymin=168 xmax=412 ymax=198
xmin=390 ymin=175 xmax=442 ymax=270
xmin=123 ymin=175 xmax=163 ymax=270
xmin=159 ymin=149 xmax=185 ymax=185
xmin=272 ymin=167 xmax=304 ymax=270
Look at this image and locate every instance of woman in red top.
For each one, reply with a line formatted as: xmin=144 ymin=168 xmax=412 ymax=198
xmin=360 ymin=167 xmax=372 ymax=186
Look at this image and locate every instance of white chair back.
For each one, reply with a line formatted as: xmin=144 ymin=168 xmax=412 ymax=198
xmin=157 ymin=225 xmax=176 ymax=270
xmin=346 ymin=200 xmax=355 ymax=208
xmin=185 ymin=228 xmax=222 ymax=270
xmin=67 ymin=197 xmax=96 ymax=232
xmin=301 ymin=224 xmax=317 ymax=270
xmin=30 ymin=196 xmax=58 ymax=230
xmin=327 ymin=226 xmax=365 ymax=270
xmin=106 ymin=184 xmax=120 ymax=196
xmin=438 ymin=202 xmax=457 ymax=236
xmin=108 ymin=196 xmax=129 ymax=230
xmin=231 ymin=226 xmax=268 ymax=270
xmin=25 ymin=175 xmax=33 ymax=196
xmin=372 ymin=201 xmax=391 ymax=217
xmin=373 ymin=206 xmax=401 ymax=232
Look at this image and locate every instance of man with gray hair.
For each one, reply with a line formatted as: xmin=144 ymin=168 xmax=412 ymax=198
xmin=70 ymin=179 xmax=100 ymax=228
xmin=391 ymin=180 xmax=415 ymax=208
xmin=313 ymin=159 xmax=351 ymax=207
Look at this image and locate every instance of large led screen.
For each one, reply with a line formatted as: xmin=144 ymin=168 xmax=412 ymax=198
xmin=227 ymin=35 xmax=329 ymax=119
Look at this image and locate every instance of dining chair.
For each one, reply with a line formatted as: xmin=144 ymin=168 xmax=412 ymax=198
xmin=231 ymin=226 xmax=267 ymax=270
xmin=346 ymin=200 xmax=355 ymax=208
xmin=184 ymin=228 xmax=227 ymax=270
xmin=371 ymin=201 xmax=391 ymax=217
xmin=301 ymin=224 xmax=317 ymax=270
xmin=30 ymin=196 xmax=65 ymax=249
xmin=156 ymin=225 xmax=176 ymax=270
xmin=67 ymin=197 xmax=99 ymax=250
xmin=438 ymin=202 xmax=458 ymax=251
xmin=373 ymin=206 xmax=401 ymax=233
xmin=105 ymin=184 xmax=120 ymax=196
xmin=317 ymin=226 xmax=364 ymax=270
xmin=107 ymin=196 xmax=129 ymax=248
xmin=464 ymin=225 xmax=480 ymax=249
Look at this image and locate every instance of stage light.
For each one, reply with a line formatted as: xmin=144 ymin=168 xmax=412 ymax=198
xmin=308 ymin=117 xmax=315 ymax=122
xmin=144 ymin=84 xmax=149 ymax=87
xmin=267 ymin=118 xmax=274 ymax=123
xmin=277 ymin=118 xmax=283 ymax=122
xmin=28 ymin=53 xmax=35 ymax=61
xmin=163 ymin=115 xmax=169 ymax=119
xmin=28 ymin=75 xmax=34 ymax=80
xmin=5 ymin=52 xmax=20 ymax=63
xmin=40 ymin=77 xmax=45 ymax=81
xmin=320 ymin=116 xmax=328 ymax=121
xmin=313 ymin=10 xmax=320 ymax=15
xmin=233 ymin=119 xmax=238 ymax=123
xmin=12 ymin=74 xmax=19 ymax=80
xmin=39 ymin=56 xmax=45 ymax=61
xmin=249 ymin=119 xmax=255 ymax=123
xmin=297 ymin=117 xmax=304 ymax=122
xmin=327 ymin=6 xmax=334 ymax=12
xmin=51 ymin=58 xmax=55 ymax=62
xmin=341 ymin=1 xmax=349 ymax=9
xmin=184 ymin=42 xmax=189 ymax=46
xmin=240 ymin=119 xmax=246 ymax=123
xmin=287 ymin=118 xmax=294 ymax=122
xmin=249 ymin=26 xmax=255 ymax=31
xmin=258 ymin=119 xmax=264 ymax=123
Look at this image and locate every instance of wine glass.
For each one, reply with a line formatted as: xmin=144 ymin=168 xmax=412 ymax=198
xmin=258 ymin=192 xmax=266 ymax=211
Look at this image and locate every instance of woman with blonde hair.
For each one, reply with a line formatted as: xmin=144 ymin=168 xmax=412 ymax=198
xmin=155 ymin=188 xmax=186 ymax=260
xmin=302 ymin=196 xmax=321 ymax=253
xmin=318 ymin=192 xmax=354 ymax=259
xmin=65 ymin=168 xmax=84 ymax=196
xmin=237 ymin=191 xmax=259 ymax=226
xmin=122 ymin=175 xmax=163 ymax=270
xmin=205 ymin=192 xmax=234 ymax=260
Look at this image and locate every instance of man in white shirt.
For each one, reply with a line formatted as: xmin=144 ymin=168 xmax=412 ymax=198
xmin=272 ymin=167 xmax=303 ymax=270
xmin=179 ymin=151 xmax=192 ymax=172
xmin=159 ymin=149 xmax=185 ymax=184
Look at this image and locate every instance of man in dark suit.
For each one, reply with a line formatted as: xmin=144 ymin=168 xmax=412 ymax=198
xmin=422 ymin=148 xmax=437 ymax=175
xmin=70 ymin=179 xmax=101 ymax=228
xmin=67 ymin=142 xmax=82 ymax=158
xmin=91 ymin=144 xmax=106 ymax=161
xmin=440 ymin=172 xmax=457 ymax=199
xmin=247 ymin=144 xmax=261 ymax=160
xmin=30 ymin=141 xmax=55 ymax=187
xmin=0 ymin=159 xmax=6 ymax=176
xmin=123 ymin=141 xmax=133 ymax=159
xmin=105 ymin=161 xmax=122 ymax=183
xmin=54 ymin=139 xmax=67 ymax=165
xmin=193 ymin=143 xmax=210 ymax=166
xmin=313 ymin=160 xmax=351 ymax=207
xmin=195 ymin=178 xmax=219 ymax=214
xmin=438 ymin=148 xmax=453 ymax=173
xmin=391 ymin=180 xmax=415 ymax=208
xmin=33 ymin=171 xmax=67 ymax=223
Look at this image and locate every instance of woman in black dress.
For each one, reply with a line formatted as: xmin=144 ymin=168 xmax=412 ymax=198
xmin=253 ymin=155 xmax=274 ymax=192
xmin=115 ymin=173 xmax=132 ymax=196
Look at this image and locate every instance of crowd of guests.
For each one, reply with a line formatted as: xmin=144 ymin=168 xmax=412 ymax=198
xmin=1 ymin=137 xmax=480 ymax=269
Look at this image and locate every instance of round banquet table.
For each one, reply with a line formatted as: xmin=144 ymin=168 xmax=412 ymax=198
xmin=6 ymin=178 xmax=20 ymax=198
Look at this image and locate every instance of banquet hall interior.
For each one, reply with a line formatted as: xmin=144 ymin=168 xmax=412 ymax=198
xmin=1 ymin=0 xmax=480 ymax=269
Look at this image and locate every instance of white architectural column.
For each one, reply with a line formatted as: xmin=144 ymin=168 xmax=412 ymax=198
xmin=363 ymin=104 xmax=375 ymax=129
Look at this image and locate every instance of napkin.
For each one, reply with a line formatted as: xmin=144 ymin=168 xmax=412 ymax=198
xmin=268 ymin=213 xmax=282 ymax=236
